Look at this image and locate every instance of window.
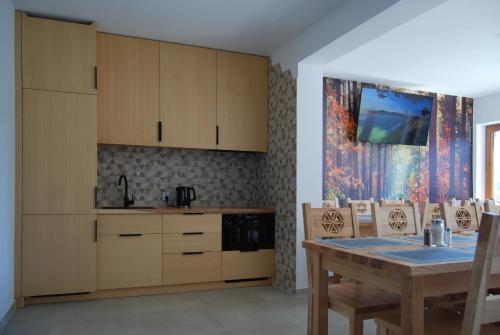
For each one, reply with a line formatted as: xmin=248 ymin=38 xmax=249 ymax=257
xmin=486 ymin=124 xmax=500 ymax=204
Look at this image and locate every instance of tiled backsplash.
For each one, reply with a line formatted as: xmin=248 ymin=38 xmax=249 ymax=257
xmin=97 ymin=145 xmax=265 ymax=208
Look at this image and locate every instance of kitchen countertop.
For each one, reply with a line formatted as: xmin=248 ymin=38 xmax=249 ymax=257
xmin=97 ymin=207 xmax=276 ymax=215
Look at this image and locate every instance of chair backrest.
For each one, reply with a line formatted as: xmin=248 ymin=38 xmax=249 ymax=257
xmin=371 ymin=202 xmax=421 ymax=237
xmin=322 ymin=197 xmax=339 ymax=208
xmin=485 ymin=199 xmax=500 ymax=214
xmin=461 ymin=213 xmax=500 ymax=335
xmin=347 ymin=197 xmax=374 ymax=216
xmin=302 ymin=203 xmax=360 ymax=240
xmin=440 ymin=202 xmax=482 ymax=233
xmin=421 ymin=200 xmax=442 ymax=229
xmin=379 ymin=198 xmax=405 ymax=206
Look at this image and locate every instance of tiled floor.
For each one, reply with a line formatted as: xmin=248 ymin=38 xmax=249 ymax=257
xmin=5 ymin=286 xmax=377 ymax=335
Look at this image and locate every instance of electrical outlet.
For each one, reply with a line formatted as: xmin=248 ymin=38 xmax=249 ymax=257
xmin=162 ymin=191 xmax=170 ymax=201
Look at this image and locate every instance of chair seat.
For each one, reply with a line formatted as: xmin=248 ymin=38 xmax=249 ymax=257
xmin=328 ymin=282 xmax=400 ymax=316
xmin=374 ymin=308 xmax=500 ymax=334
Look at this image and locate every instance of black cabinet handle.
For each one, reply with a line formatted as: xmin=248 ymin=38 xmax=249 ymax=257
xmin=119 ymin=233 xmax=143 ymax=237
xmin=94 ymin=66 xmax=98 ymax=89
xmin=94 ymin=220 xmax=98 ymax=242
xmin=216 ymin=125 xmax=219 ymax=145
xmin=182 ymin=251 xmax=204 ymax=255
xmin=158 ymin=121 xmax=162 ymax=142
xmin=182 ymin=213 xmax=204 ymax=215
xmin=94 ymin=186 xmax=98 ymax=208
xmin=183 ymin=232 xmax=204 ymax=235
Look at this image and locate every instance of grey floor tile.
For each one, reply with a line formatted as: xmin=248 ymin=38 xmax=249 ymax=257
xmin=7 ymin=286 xmax=378 ymax=335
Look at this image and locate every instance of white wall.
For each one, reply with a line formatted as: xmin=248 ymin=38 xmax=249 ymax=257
xmin=295 ymin=63 xmax=324 ymax=290
xmin=473 ymin=92 xmax=500 ymax=199
xmin=0 ymin=0 xmax=16 ymax=323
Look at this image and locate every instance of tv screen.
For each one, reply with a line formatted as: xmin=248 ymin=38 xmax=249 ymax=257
xmin=356 ymin=87 xmax=433 ymax=146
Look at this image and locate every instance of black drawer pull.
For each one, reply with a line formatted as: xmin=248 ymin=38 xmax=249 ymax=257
xmin=119 ymin=233 xmax=143 ymax=237
xmin=182 ymin=252 xmax=204 ymax=255
xmin=182 ymin=213 xmax=204 ymax=215
xmin=183 ymin=232 xmax=204 ymax=235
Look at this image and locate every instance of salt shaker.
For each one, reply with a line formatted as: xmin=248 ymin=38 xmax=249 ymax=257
xmin=431 ymin=219 xmax=445 ymax=247
xmin=445 ymin=227 xmax=452 ymax=246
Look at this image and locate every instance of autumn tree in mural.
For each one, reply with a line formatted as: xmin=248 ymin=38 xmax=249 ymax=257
xmin=323 ymin=78 xmax=473 ymax=206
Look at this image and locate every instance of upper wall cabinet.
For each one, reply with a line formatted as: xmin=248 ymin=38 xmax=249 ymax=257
xmin=97 ymin=33 xmax=160 ymax=146
xmin=216 ymin=51 xmax=269 ymax=152
xmin=21 ymin=13 xmax=97 ymax=94
xmin=23 ymin=89 xmax=97 ymax=214
xmin=160 ymin=43 xmax=217 ymax=150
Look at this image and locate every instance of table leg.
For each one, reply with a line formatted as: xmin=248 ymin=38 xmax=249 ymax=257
xmin=401 ymin=276 xmax=424 ymax=335
xmin=312 ymin=251 xmax=328 ymax=335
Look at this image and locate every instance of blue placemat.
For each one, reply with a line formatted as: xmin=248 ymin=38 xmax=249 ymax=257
xmin=372 ymin=248 xmax=474 ymax=264
xmin=400 ymin=234 xmax=477 ymax=243
xmin=455 ymin=245 xmax=477 ymax=251
xmin=318 ymin=237 xmax=413 ymax=249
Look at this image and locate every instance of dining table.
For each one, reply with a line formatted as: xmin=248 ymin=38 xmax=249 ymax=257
xmin=302 ymin=236 xmax=500 ymax=335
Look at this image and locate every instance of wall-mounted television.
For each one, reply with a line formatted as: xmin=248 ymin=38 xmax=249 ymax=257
xmin=356 ymin=87 xmax=433 ymax=146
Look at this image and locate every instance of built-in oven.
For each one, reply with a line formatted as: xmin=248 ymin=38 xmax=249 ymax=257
xmin=222 ymin=214 xmax=275 ymax=252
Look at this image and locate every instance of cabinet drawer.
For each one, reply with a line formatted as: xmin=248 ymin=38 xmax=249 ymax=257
xmin=163 ymin=232 xmax=221 ymax=253
xmin=222 ymin=250 xmax=274 ymax=281
xmin=163 ymin=214 xmax=221 ymax=234
xmin=97 ymin=234 xmax=162 ymax=290
xmin=98 ymin=214 xmax=162 ymax=235
xmin=163 ymin=252 xmax=221 ymax=285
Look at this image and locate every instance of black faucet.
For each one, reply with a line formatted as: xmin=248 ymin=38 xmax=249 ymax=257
xmin=118 ymin=175 xmax=134 ymax=208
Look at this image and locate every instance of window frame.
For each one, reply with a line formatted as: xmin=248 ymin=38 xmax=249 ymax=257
xmin=485 ymin=123 xmax=500 ymax=199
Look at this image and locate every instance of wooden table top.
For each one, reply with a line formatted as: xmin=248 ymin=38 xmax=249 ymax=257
xmin=303 ymin=239 xmax=477 ymax=277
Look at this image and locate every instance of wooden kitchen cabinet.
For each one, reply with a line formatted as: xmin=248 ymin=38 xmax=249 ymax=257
xmin=22 ymin=89 xmax=97 ymax=214
xmin=160 ymin=43 xmax=217 ymax=149
xmin=97 ymin=33 xmax=160 ymax=146
xmin=22 ymin=215 xmax=97 ymax=297
xmin=97 ymin=214 xmax=162 ymax=290
xmin=21 ymin=13 xmax=96 ymax=94
xmin=222 ymin=250 xmax=274 ymax=281
xmin=97 ymin=234 xmax=162 ymax=290
xmin=216 ymin=51 xmax=269 ymax=152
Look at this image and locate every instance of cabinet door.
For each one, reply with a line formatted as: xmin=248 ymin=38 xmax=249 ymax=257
xmin=160 ymin=43 xmax=217 ymax=149
xmin=21 ymin=13 xmax=96 ymax=94
xmin=22 ymin=215 xmax=97 ymax=297
xmin=23 ymin=90 xmax=96 ymax=214
xmin=216 ymin=51 xmax=269 ymax=152
xmin=97 ymin=33 xmax=160 ymax=146
xmin=97 ymin=234 xmax=162 ymax=290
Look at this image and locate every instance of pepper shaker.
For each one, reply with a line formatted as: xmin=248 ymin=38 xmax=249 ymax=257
xmin=423 ymin=228 xmax=431 ymax=247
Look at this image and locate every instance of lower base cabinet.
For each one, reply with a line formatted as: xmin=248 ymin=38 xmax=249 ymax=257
xmin=22 ymin=215 xmax=97 ymax=297
xmin=222 ymin=250 xmax=274 ymax=281
xmin=97 ymin=234 xmax=162 ymax=290
xmin=163 ymin=252 xmax=221 ymax=285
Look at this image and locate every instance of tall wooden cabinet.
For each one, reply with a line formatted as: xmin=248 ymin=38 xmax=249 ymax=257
xmin=97 ymin=33 xmax=160 ymax=146
xmin=19 ymin=14 xmax=98 ymax=298
xmin=160 ymin=43 xmax=217 ymax=149
xmin=21 ymin=13 xmax=96 ymax=94
xmin=22 ymin=90 xmax=97 ymax=214
xmin=216 ymin=51 xmax=269 ymax=152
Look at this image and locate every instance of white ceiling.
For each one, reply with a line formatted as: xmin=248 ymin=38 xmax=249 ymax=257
xmin=13 ymin=0 xmax=344 ymax=56
xmin=323 ymin=0 xmax=500 ymax=98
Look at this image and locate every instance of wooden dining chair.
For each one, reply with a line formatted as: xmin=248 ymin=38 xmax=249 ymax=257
xmin=421 ymin=199 xmax=442 ymax=229
xmin=374 ymin=213 xmax=500 ymax=335
xmin=347 ymin=197 xmax=374 ymax=216
xmin=302 ymin=203 xmax=400 ymax=335
xmin=485 ymin=199 xmax=500 ymax=214
xmin=440 ymin=201 xmax=482 ymax=234
xmin=371 ymin=202 xmax=421 ymax=237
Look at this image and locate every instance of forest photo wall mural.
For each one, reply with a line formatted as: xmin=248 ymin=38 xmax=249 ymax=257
xmin=323 ymin=77 xmax=473 ymax=206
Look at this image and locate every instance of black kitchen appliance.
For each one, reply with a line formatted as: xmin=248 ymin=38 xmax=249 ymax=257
xmin=222 ymin=214 xmax=275 ymax=252
xmin=176 ymin=186 xmax=196 ymax=208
